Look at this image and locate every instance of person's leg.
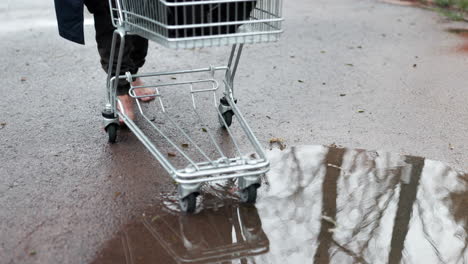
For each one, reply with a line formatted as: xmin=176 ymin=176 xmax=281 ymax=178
xmin=86 ymin=0 xmax=135 ymax=96
xmin=85 ymin=2 xmax=155 ymax=122
xmin=84 ymin=0 xmax=137 ymax=121
xmin=129 ymin=35 xmax=149 ymax=73
xmin=128 ymin=35 xmax=155 ymax=102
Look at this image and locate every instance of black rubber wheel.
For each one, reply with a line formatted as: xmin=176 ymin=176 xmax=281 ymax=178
xmin=180 ymin=193 xmax=197 ymax=213
xmin=218 ymin=97 xmax=236 ymax=128
xmin=221 ymin=110 xmax=234 ymax=128
xmin=240 ymin=185 xmax=258 ymax=204
xmin=106 ymin=124 xmax=118 ymax=143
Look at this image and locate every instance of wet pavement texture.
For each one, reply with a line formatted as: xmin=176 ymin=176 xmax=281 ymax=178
xmin=1 ymin=0 xmax=468 ymax=263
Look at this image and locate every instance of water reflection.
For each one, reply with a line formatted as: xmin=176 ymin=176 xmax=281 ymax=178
xmin=258 ymin=146 xmax=467 ymax=264
xmin=93 ymin=146 xmax=467 ymax=264
xmin=92 ymin=195 xmax=269 ymax=264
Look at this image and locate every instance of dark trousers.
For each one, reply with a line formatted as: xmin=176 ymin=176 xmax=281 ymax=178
xmin=84 ymin=0 xmax=149 ymax=96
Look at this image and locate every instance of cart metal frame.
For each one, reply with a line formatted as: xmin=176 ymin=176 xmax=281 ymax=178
xmin=102 ymin=0 xmax=283 ymax=213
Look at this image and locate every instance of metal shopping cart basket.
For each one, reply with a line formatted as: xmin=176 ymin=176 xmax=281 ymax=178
xmin=102 ymin=0 xmax=284 ymax=213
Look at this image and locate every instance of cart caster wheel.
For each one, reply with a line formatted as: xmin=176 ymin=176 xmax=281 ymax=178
xmin=180 ymin=193 xmax=197 ymax=213
xmin=106 ymin=124 xmax=119 ymax=143
xmin=220 ymin=110 xmax=234 ymax=128
xmin=218 ymin=97 xmax=236 ymax=128
xmin=240 ymin=185 xmax=258 ymax=204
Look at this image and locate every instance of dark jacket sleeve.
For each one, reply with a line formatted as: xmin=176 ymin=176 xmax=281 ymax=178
xmin=54 ymin=0 xmax=85 ymax=45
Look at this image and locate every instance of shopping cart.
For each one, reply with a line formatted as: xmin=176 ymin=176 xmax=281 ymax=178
xmin=101 ymin=0 xmax=284 ymax=213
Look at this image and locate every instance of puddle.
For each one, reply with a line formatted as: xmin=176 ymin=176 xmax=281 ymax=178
xmin=92 ymin=197 xmax=269 ymax=264
xmin=92 ymin=146 xmax=467 ymax=264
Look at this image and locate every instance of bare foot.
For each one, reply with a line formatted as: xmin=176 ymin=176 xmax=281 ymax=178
xmin=117 ymin=94 xmax=135 ymax=124
xmin=131 ymin=78 xmax=155 ymax=102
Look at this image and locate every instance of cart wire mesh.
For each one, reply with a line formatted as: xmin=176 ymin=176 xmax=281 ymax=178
xmin=110 ymin=0 xmax=284 ymax=48
xmin=116 ymin=67 xmax=269 ymax=183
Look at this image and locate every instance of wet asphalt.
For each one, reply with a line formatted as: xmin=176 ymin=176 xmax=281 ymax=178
xmin=1 ymin=0 xmax=468 ymax=263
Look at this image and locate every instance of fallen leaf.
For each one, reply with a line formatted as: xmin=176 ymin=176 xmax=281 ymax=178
xmin=320 ymin=50 xmax=326 ymax=54
xmin=201 ymin=128 xmax=208 ymax=132
xmin=181 ymin=143 xmax=189 ymax=148
xmin=168 ymin=152 xmax=177 ymax=157
xmin=151 ymin=215 xmax=160 ymax=222
xmin=171 ymin=77 xmax=177 ymax=80
xmin=357 ymin=109 xmax=365 ymax=113
xmin=340 ymin=94 xmax=346 ymax=97
xmin=250 ymin=153 xmax=258 ymax=159
xmin=269 ymin=137 xmax=284 ymax=143
xmin=269 ymin=137 xmax=286 ymax=150
xmin=345 ymin=63 xmax=354 ymax=67
xmin=0 ymin=122 xmax=6 ymax=129
xmin=20 ymin=77 xmax=27 ymax=82
xmin=413 ymin=64 xmax=417 ymax=68
xmin=114 ymin=192 xmax=122 ymax=198
xmin=29 ymin=251 xmax=37 ymax=256
xmin=298 ymin=80 xmax=304 ymax=83
xmin=357 ymin=46 xmax=363 ymax=49
xmin=266 ymin=116 xmax=271 ymax=119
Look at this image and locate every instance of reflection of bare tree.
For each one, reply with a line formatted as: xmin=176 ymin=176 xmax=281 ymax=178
xmin=388 ymin=156 xmax=425 ymax=264
xmin=288 ymin=147 xmax=311 ymax=209
xmin=260 ymin=147 xmax=467 ymax=263
xmin=412 ymin=165 xmax=452 ymax=264
xmin=261 ymin=146 xmax=326 ymax=222
xmin=288 ymin=147 xmax=325 ymax=207
xmin=349 ymin=176 xmax=399 ymax=259
xmin=415 ymin=200 xmax=446 ymax=264
xmin=330 ymin=150 xmax=403 ymax=263
xmin=256 ymin=146 xmax=328 ymax=263
xmin=310 ymin=149 xmax=467 ymax=264
xmin=449 ymin=174 xmax=468 ymax=224
xmin=314 ymin=148 xmax=345 ymax=263
xmin=340 ymin=152 xmax=401 ymax=250
xmin=316 ymin=150 xmax=441 ymax=264
xmin=408 ymin=164 xmax=467 ymax=264
xmin=449 ymin=173 xmax=468 ymax=263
